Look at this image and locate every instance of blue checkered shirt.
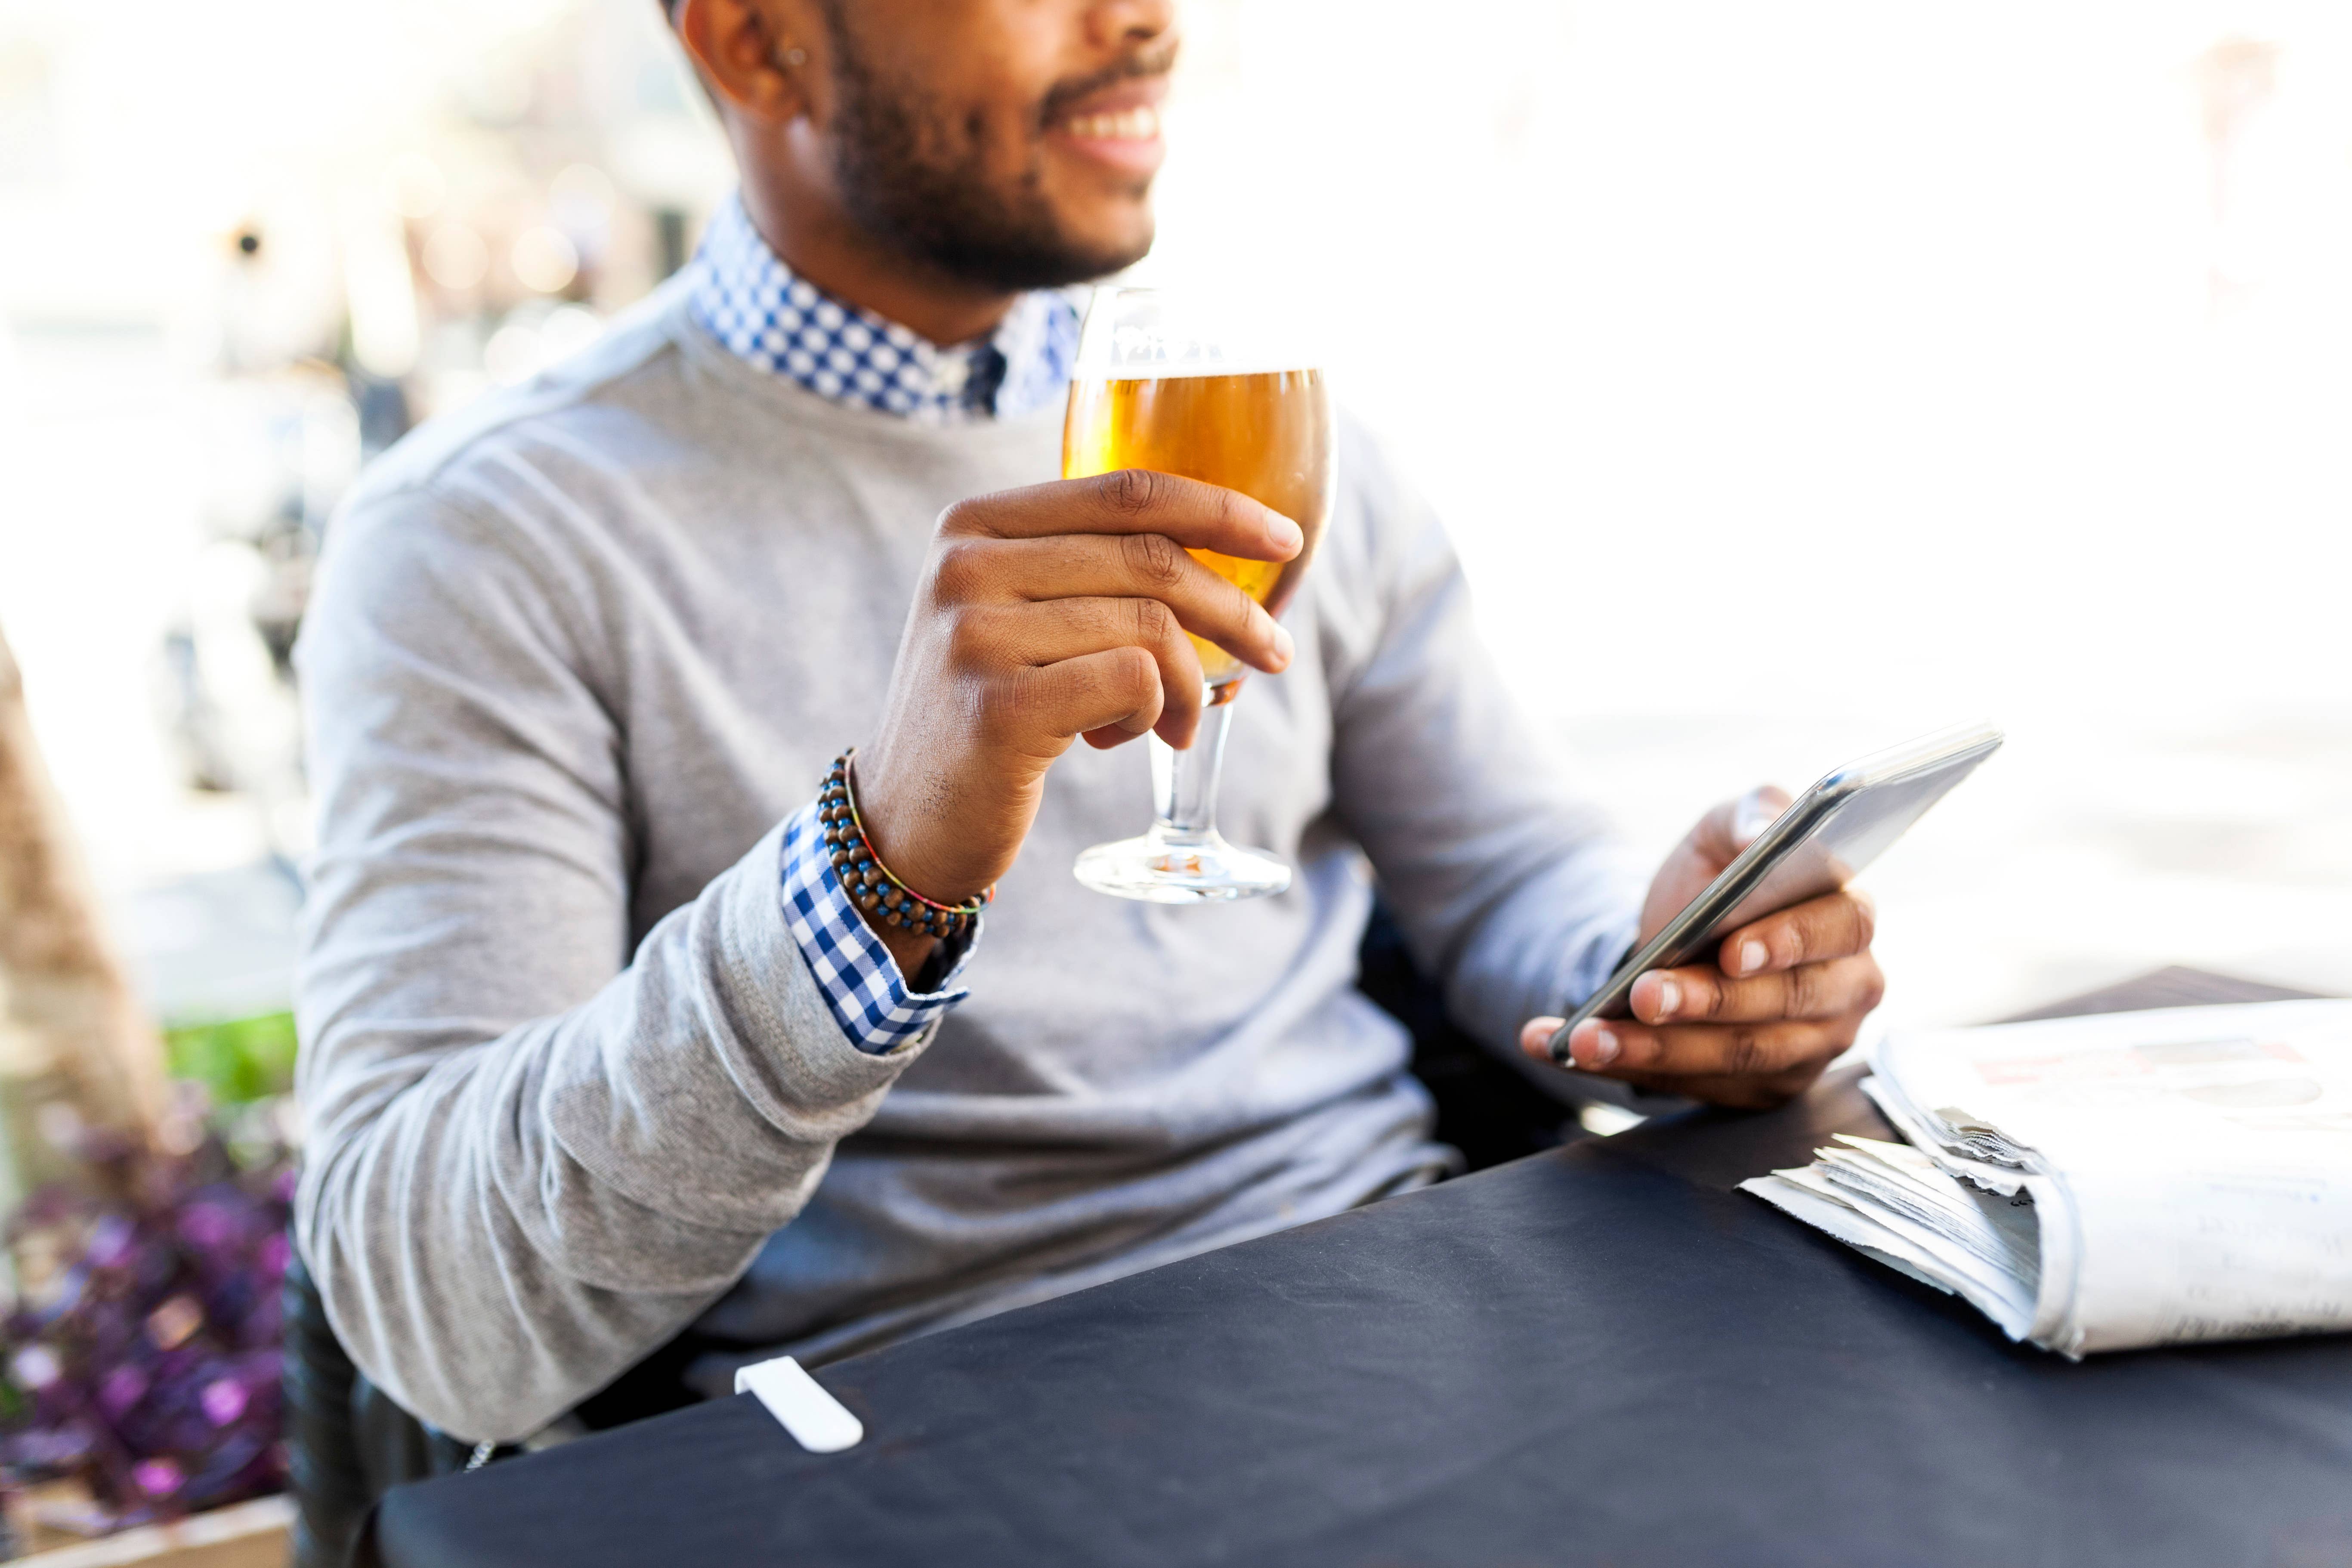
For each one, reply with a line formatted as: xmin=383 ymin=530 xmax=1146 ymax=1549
xmin=688 ymin=192 xmax=1079 ymax=424
xmin=690 ymin=192 xmax=1073 ymax=1050
xmin=778 ymin=800 xmax=976 ymax=1054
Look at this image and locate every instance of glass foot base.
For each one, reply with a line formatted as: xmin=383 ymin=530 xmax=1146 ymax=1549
xmin=1072 ymin=829 xmax=1293 ymax=903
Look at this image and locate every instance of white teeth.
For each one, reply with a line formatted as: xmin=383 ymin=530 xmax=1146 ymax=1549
xmin=1065 ymin=105 xmax=1159 ymax=141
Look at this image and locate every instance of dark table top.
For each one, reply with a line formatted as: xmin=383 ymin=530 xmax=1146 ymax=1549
xmin=374 ymin=968 xmax=2352 ymax=1568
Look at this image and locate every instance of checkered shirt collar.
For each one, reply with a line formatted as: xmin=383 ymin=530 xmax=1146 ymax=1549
xmin=688 ymin=192 xmax=1079 ymax=424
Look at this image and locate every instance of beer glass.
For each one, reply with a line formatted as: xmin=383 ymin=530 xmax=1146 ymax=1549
xmin=1064 ymin=287 xmax=1335 ymax=902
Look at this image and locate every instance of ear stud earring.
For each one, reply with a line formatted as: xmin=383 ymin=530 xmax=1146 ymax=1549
xmin=782 ymin=44 xmax=807 ymax=66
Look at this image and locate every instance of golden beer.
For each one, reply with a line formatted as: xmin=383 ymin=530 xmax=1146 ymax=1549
xmin=1062 ymin=368 xmax=1335 ymax=685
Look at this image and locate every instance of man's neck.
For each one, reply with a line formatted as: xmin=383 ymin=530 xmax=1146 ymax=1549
xmin=739 ymin=180 xmax=1018 ymax=350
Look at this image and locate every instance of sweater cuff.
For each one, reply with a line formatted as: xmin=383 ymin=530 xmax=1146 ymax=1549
xmin=779 ymin=801 xmax=978 ymax=1054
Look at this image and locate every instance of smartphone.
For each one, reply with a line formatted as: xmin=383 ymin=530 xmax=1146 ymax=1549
xmin=1546 ymin=720 xmax=2003 ymax=1066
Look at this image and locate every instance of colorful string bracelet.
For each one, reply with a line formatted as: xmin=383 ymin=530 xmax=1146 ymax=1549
xmin=819 ymin=750 xmax=992 ymax=940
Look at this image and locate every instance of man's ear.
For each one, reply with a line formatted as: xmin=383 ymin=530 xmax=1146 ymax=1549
xmin=676 ymin=0 xmax=816 ymax=127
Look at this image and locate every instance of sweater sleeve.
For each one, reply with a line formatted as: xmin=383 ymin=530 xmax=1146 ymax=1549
xmin=1326 ymin=431 xmax=1648 ymax=1055
xmin=291 ymin=482 xmax=933 ymax=1442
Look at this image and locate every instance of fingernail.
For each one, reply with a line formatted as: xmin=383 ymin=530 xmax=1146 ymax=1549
xmin=1739 ymin=940 xmax=1768 ymax=975
xmin=1585 ymin=1027 xmax=1621 ymax=1069
xmin=1270 ymin=514 xmax=1304 ymax=551
xmin=1654 ymin=977 xmax=1681 ymax=1018
xmin=1271 ymin=624 xmax=1295 ymax=665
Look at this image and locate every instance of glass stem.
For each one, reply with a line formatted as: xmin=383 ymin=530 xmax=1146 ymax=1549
xmin=1150 ymin=694 xmax=1234 ymax=844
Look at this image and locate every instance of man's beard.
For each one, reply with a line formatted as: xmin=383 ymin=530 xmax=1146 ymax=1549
xmin=817 ymin=6 xmax=1169 ymax=293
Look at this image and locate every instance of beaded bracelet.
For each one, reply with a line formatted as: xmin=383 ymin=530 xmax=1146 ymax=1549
xmin=818 ymin=750 xmax=992 ymax=940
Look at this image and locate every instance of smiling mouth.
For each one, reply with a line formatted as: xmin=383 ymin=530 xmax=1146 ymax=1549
xmin=1059 ymin=105 xmax=1161 ymax=142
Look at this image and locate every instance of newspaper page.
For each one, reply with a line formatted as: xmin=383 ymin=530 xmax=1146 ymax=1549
xmin=1745 ymin=1001 xmax=2352 ymax=1355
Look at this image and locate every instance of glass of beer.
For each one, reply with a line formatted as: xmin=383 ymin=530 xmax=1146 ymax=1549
xmin=1064 ymin=287 xmax=1335 ymax=902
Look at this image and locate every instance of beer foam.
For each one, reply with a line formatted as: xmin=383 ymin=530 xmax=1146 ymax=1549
xmin=1072 ymin=283 xmax=1329 ymax=377
xmin=1076 ymin=349 xmax=1323 ymax=379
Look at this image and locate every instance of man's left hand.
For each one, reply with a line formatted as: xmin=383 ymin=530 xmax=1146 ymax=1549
xmin=1517 ymin=787 xmax=1885 ymax=1110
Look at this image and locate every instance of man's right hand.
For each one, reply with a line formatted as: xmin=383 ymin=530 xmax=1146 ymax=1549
xmin=849 ymin=469 xmax=1301 ymax=964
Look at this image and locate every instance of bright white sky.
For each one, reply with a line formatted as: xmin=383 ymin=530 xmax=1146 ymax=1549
xmin=1150 ymin=0 xmax=2352 ymax=731
xmin=5 ymin=0 xmax=2352 ymax=1025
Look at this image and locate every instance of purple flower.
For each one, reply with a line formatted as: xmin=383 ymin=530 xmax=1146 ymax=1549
xmin=2 ymin=1116 xmax=295 ymax=1531
xmin=5 ymin=1423 xmax=91 ymax=1468
xmin=199 ymin=1378 xmax=249 ymax=1428
xmin=86 ymin=1215 xmax=137 ymax=1269
xmin=131 ymin=1458 xmax=182 ymax=1499
xmin=178 ymin=1203 xmax=235 ymax=1252
xmin=97 ymin=1365 xmax=149 ymax=1419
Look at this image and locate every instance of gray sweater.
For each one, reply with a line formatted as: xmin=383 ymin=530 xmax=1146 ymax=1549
xmin=293 ymin=280 xmax=1644 ymax=1441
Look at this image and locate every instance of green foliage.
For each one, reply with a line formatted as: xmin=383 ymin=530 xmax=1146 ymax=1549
xmin=162 ymin=1013 xmax=298 ymax=1106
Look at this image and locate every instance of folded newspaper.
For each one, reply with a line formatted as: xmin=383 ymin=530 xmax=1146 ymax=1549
xmin=1741 ymin=1001 xmax=2352 ymax=1355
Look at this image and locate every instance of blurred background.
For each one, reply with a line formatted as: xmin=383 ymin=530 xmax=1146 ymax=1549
xmin=4 ymin=0 xmax=2352 ymax=1110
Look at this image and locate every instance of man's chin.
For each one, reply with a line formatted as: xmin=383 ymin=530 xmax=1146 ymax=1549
xmin=1036 ymin=193 xmax=1156 ymax=285
xmin=953 ymin=215 xmax=1153 ymax=292
xmin=1061 ymin=222 xmax=1155 ymax=288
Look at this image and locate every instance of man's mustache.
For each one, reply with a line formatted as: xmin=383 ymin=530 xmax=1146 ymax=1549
xmin=1037 ymin=38 xmax=1181 ymax=131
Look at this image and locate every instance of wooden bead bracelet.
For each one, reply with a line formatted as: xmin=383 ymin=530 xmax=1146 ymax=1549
xmin=819 ymin=750 xmax=992 ymax=940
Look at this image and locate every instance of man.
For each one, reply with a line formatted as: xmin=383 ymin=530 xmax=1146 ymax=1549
xmin=294 ymin=0 xmax=1883 ymax=1444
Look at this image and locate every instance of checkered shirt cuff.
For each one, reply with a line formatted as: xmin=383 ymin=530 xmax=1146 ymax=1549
xmin=779 ymin=800 xmax=978 ymax=1055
